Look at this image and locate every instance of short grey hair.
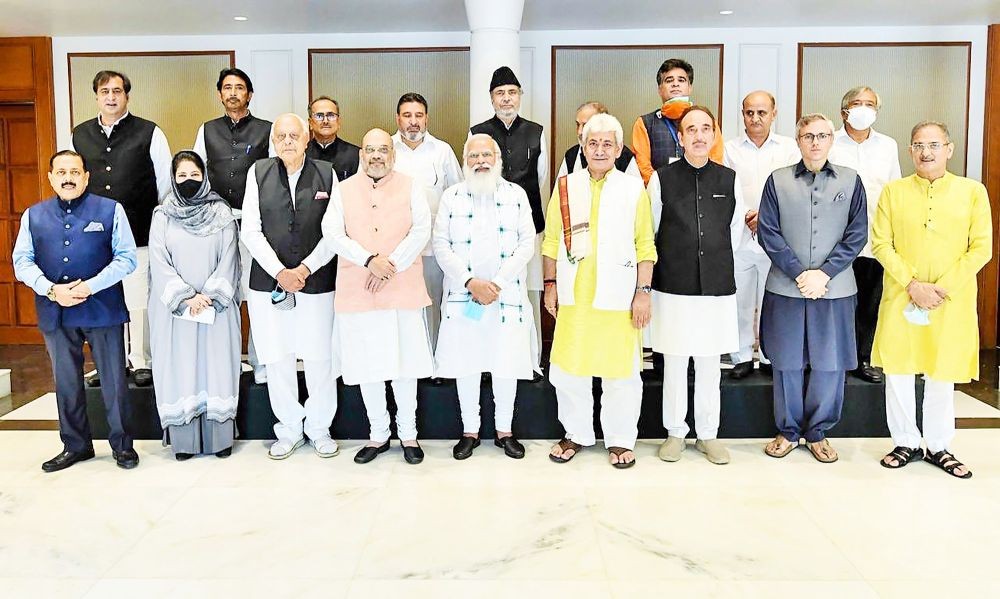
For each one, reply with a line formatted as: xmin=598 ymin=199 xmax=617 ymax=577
xmin=576 ymin=101 xmax=608 ymax=114
xmin=840 ymin=86 xmax=882 ymax=111
xmin=270 ymin=113 xmax=309 ymax=138
xmin=463 ymin=133 xmax=501 ymax=159
xmin=580 ymin=113 xmax=624 ymax=148
xmin=910 ymin=120 xmax=951 ymax=143
xmin=795 ymin=113 xmax=835 ymax=138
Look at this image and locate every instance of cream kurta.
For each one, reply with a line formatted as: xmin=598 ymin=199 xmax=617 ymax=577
xmin=871 ymin=172 xmax=992 ymax=382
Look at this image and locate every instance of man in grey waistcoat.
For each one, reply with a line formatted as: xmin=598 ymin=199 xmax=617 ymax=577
xmin=756 ymin=113 xmax=867 ymax=464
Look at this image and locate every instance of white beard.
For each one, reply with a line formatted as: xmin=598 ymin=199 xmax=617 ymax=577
xmin=401 ymin=129 xmax=425 ymax=143
xmin=464 ymin=163 xmax=502 ymax=196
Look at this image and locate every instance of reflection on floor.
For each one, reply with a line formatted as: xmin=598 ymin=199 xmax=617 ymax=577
xmin=1 ymin=431 xmax=999 ymax=598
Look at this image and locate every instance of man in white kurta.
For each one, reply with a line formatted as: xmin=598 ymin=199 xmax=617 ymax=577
xmin=723 ymin=91 xmax=800 ymax=378
xmin=241 ymin=114 xmax=340 ymax=460
xmin=322 ymin=128 xmax=433 ymax=466
xmin=434 ymin=134 xmax=538 ymax=460
xmin=391 ymin=93 xmax=463 ymax=357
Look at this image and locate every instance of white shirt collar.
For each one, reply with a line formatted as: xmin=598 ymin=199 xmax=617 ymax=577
xmin=392 ymin=130 xmax=439 ymax=152
xmin=98 ymin=110 xmax=130 ymax=135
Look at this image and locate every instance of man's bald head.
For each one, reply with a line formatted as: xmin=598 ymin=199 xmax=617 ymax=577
xmin=741 ymin=90 xmax=777 ymax=142
xmin=271 ymin=113 xmax=309 ymax=165
xmin=360 ymin=128 xmax=394 ymax=180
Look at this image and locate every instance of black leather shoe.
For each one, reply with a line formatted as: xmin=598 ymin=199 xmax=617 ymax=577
xmin=453 ymin=436 xmax=480 ymax=460
xmin=354 ymin=440 xmax=390 ymax=464
xmin=759 ymin=362 xmax=773 ymax=376
xmin=495 ymin=435 xmax=526 ymax=459
xmin=174 ymin=452 xmax=194 ymax=461
xmin=402 ymin=443 xmax=424 ymax=464
xmin=113 ymin=448 xmax=139 ymax=469
xmin=133 ymin=368 xmax=153 ymax=387
xmin=853 ymin=362 xmax=884 ymax=384
xmin=729 ymin=361 xmax=754 ymax=379
xmin=215 ymin=447 xmax=233 ymax=458
xmin=429 ymin=377 xmax=446 ymax=387
xmin=86 ymin=374 xmax=101 ymax=388
xmin=530 ymin=371 xmax=543 ymax=383
xmin=41 ymin=448 xmax=95 ymax=472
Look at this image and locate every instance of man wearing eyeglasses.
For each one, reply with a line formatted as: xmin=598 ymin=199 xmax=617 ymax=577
xmin=873 ymin=121 xmax=991 ymax=479
xmin=241 ymin=113 xmax=340 ymax=461
xmin=305 ymin=96 xmax=361 ymax=182
xmin=322 ymin=128 xmax=433 ymax=466
xmin=757 ymin=113 xmax=867 ymax=464
xmin=828 ymin=86 xmax=902 ymax=384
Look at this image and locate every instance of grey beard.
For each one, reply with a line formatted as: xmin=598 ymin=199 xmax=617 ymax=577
xmin=402 ymin=130 xmax=425 ymax=143
xmin=465 ymin=167 xmax=501 ymax=196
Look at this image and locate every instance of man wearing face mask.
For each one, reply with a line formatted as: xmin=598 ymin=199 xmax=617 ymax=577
xmin=828 ymin=86 xmax=901 ymax=384
xmin=13 ymin=151 xmax=138 ymax=471
xmin=322 ymin=129 xmax=433 ymax=466
xmin=192 ymin=67 xmax=274 ymax=384
xmin=241 ymin=114 xmax=340 ymax=461
xmin=557 ymin=101 xmax=640 ymax=178
xmin=632 ymin=58 xmax=724 ymax=185
xmin=306 ymin=96 xmax=361 ymax=182
xmin=391 ymin=92 xmax=463 ymax=356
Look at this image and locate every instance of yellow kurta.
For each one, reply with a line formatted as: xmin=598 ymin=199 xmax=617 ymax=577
xmin=871 ymin=172 xmax=992 ymax=382
xmin=541 ymin=176 xmax=657 ymax=379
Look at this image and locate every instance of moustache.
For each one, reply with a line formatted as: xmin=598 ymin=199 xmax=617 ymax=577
xmin=61 ymin=182 xmax=76 ymax=188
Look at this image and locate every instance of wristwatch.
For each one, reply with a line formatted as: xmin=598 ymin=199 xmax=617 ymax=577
xmin=636 ymin=285 xmax=652 ymax=294
xmin=46 ymin=285 xmax=56 ymax=301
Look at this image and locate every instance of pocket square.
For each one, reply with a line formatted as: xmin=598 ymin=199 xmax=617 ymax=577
xmin=712 ymin=194 xmax=727 ymax=198
xmin=83 ymin=221 xmax=105 ymax=232
xmin=833 ymin=192 xmax=847 ymax=202
xmin=314 ymin=191 xmax=329 ymax=200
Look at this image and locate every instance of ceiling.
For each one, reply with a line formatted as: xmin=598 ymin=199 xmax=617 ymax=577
xmin=2 ymin=0 xmax=999 ymax=36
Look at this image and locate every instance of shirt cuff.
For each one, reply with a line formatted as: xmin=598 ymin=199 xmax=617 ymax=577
xmin=31 ymin=275 xmax=54 ymax=298
xmin=818 ymin=263 xmax=838 ymax=279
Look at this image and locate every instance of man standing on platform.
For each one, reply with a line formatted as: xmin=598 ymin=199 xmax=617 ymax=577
xmin=433 ymin=134 xmax=538 ymax=460
xmin=648 ymin=106 xmax=743 ymax=465
xmin=724 ymin=91 xmax=800 ymax=379
xmin=71 ymin=70 xmax=171 ymax=388
xmin=391 ymin=92 xmax=463 ymax=357
xmin=242 ymin=114 xmax=340 ymax=460
xmin=323 ymin=128 xmax=433 ymax=466
xmin=470 ymin=67 xmax=547 ymax=365
xmin=757 ymin=114 xmax=867 ymax=464
xmin=542 ymin=114 xmax=657 ymax=469
xmin=873 ymin=121 xmax=991 ymax=479
xmin=193 ymin=67 xmax=274 ymax=383
xmin=305 ymin=96 xmax=361 ymax=182
xmin=13 ymin=150 xmax=139 ymax=471
xmin=632 ymin=58 xmax=723 ymax=185
xmin=828 ymin=86 xmax=901 ymax=384
xmin=557 ymin=101 xmax=640 ymax=178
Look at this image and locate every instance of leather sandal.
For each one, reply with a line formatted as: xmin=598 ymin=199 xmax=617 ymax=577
xmin=549 ymin=438 xmax=582 ymax=463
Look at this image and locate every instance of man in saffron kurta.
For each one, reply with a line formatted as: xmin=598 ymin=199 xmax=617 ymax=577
xmin=543 ymin=114 xmax=657 ymax=469
xmin=323 ymin=128 xmax=433 ymax=466
xmin=873 ymin=121 xmax=992 ymax=479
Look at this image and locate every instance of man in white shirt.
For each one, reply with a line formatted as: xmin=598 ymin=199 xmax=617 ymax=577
xmin=828 ymin=86 xmax=902 ymax=384
xmin=391 ymin=92 xmax=463 ymax=358
xmin=723 ymin=91 xmax=800 ymax=379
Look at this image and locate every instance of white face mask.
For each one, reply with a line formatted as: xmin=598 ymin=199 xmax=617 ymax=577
xmin=846 ymin=106 xmax=877 ymax=131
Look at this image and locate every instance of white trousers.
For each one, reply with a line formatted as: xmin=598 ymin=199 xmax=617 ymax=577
xmin=663 ymin=354 xmax=721 ymax=440
xmin=549 ymin=363 xmax=643 ymax=450
xmin=423 ymin=255 xmax=444 ymax=353
xmin=885 ymin=374 xmax=955 ymax=453
xmin=456 ymin=374 xmax=517 ymax=435
xmin=124 ymin=246 xmax=151 ymax=369
xmin=360 ymin=378 xmax=419 ymax=442
xmin=731 ymin=248 xmax=771 ymax=364
xmin=266 ymin=354 xmax=338 ymax=443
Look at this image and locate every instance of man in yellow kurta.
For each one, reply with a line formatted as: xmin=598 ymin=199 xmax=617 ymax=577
xmin=542 ymin=114 xmax=657 ymax=469
xmin=872 ymin=121 xmax=992 ymax=479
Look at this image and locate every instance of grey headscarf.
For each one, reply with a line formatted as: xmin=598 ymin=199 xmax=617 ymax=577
xmin=157 ymin=175 xmax=236 ymax=236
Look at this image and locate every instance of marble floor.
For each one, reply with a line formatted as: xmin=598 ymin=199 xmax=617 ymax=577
xmin=1 ymin=430 xmax=1000 ymax=598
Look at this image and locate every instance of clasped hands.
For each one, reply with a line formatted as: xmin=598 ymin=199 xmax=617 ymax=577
xmin=365 ymin=255 xmax=397 ymax=293
xmin=184 ymin=293 xmax=213 ymax=315
xmin=51 ymin=279 xmax=92 ymax=307
xmin=276 ymin=264 xmax=312 ymax=293
xmin=906 ymin=279 xmax=947 ymax=310
xmin=796 ymin=269 xmax=830 ymax=299
xmin=467 ymin=278 xmax=500 ymax=305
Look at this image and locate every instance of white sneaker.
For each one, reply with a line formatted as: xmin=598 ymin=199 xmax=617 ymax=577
xmin=310 ymin=436 xmax=340 ymax=458
xmin=268 ymin=437 xmax=305 ymax=460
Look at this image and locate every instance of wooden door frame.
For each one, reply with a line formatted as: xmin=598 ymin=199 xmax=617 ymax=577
xmin=981 ymin=25 xmax=1000 ymax=348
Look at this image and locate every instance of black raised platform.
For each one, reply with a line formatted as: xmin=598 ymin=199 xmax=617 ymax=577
xmin=86 ymin=367 xmax=921 ymax=441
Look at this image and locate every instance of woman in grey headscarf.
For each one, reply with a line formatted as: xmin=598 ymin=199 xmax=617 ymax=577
xmin=148 ymin=150 xmax=241 ymax=460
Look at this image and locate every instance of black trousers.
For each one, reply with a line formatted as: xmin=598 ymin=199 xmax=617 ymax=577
xmin=852 ymin=256 xmax=883 ymax=364
xmin=41 ymin=324 xmax=132 ymax=453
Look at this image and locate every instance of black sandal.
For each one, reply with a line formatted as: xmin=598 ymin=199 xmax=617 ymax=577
xmin=608 ymin=446 xmax=635 ymax=469
xmin=924 ymin=449 xmax=973 ymax=479
xmin=880 ymin=446 xmax=923 ymax=469
xmin=549 ymin=438 xmax=582 ymax=463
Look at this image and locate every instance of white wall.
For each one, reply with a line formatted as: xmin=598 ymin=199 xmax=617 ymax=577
xmin=53 ymin=24 xmax=988 ymax=180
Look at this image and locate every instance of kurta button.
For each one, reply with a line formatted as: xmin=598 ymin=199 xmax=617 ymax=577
xmin=66 ymin=209 xmax=71 ymax=214
xmin=700 ymin=231 xmax=704 ymax=236
xmin=62 ymin=275 xmax=68 ymax=280
xmin=699 ymin=213 xmax=704 ymax=218
xmin=63 ymin=257 xmax=69 ymax=262
xmin=105 ymin=147 xmax=111 ymax=152
xmin=699 ymin=251 xmax=704 ymax=255
xmin=105 ymin=166 xmax=111 ymax=172
xmin=374 ymin=227 xmax=378 ymax=232
xmin=64 ymin=240 xmax=70 ymax=246
xmin=65 ymin=224 xmax=70 ymax=229
xmin=230 ymin=172 xmax=235 ymax=177
xmin=232 ymin=141 xmax=238 ymax=147
xmin=105 ymin=185 xmax=111 ymax=190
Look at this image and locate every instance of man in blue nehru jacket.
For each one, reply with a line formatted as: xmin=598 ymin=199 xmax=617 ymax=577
xmin=13 ymin=151 xmax=139 ymax=472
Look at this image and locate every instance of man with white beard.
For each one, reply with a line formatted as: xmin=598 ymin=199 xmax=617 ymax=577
xmin=391 ymin=92 xmax=463 ymax=360
xmin=322 ymin=128 xmax=433 ymax=465
xmin=433 ymin=134 xmax=538 ymax=460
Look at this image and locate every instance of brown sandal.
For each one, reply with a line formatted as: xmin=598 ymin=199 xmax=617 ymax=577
xmin=806 ymin=439 xmax=838 ymax=463
xmin=549 ymin=438 xmax=583 ymax=463
xmin=608 ymin=446 xmax=635 ymax=469
xmin=764 ymin=434 xmax=796 ymax=458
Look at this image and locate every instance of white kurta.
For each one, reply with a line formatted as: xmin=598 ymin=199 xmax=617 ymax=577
xmin=432 ymin=180 xmax=539 ymax=379
xmin=391 ymin=131 xmax=464 ymax=256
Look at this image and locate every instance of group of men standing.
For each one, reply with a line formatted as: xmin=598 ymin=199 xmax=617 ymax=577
xmin=14 ymin=59 xmax=990 ymax=480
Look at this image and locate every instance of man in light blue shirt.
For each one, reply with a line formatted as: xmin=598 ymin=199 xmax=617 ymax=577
xmin=12 ymin=150 xmax=139 ymax=472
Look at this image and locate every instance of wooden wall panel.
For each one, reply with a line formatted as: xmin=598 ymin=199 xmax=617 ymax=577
xmin=0 ymin=46 xmax=35 ymax=91
xmin=981 ymin=24 xmax=1000 ymax=348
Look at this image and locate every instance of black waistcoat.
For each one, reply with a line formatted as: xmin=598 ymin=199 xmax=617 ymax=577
xmin=72 ymin=114 xmax=158 ymax=246
xmin=305 ymin=137 xmax=360 ymax=182
xmin=564 ymin=144 xmax=636 ymax=175
xmin=652 ymin=159 xmax=737 ymax=296
xmin=248 ymin=157 xmax=337 ymax=294
xmin=203 ymin=113 xmax=272 ymax=209
xmin=470 ymin=115 xmax=545 ymax=233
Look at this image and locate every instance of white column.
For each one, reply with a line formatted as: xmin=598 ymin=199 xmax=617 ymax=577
xmin=465 ymin=0 xmax=525 ymax=126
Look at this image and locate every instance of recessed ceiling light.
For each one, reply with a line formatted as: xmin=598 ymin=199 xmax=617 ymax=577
xmin=233 ymin=16 xmax=248 ymax=21
xmin=719 ymin=10 xmax=734 ymax=15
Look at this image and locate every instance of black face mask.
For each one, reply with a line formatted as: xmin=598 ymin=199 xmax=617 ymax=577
xmin=176 ymin=179 xmax=202 ymax=200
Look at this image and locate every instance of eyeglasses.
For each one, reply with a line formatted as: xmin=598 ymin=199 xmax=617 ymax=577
xmin=364 ymin=146 xmax=390 ymax=155
xmin=273 ymin=133 xmax=301 ymax=143
xmin=799 ymin=133 xmax=832 ymax=143
xmin=910 ymin=142 xmax=949 ymax=152
xmin=311 ymin=112 xmax=340 ymax=122
xmin=466 ymin=151 xmax=495 ymax=161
